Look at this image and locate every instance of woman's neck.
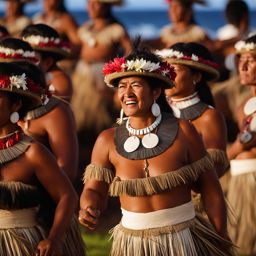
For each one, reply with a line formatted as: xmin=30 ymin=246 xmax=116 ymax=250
xmin=0 ymin=124 xmax=19 ymax=138
xmin=172 ymin=21 xmax=191 ymax=33
xmin=128 ymin=114 xmax=156 ymax=129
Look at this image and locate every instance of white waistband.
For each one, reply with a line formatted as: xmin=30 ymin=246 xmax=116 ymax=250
xmin=121 ymin=201 xmax=195 ymax=230
xmin=230 ymin=159 xmax=256 ymax=176
xmin=0 ymin=207 xmax=39 ymax=229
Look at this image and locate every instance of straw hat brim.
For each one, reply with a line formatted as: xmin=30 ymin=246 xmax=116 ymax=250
xmin=32 ymin=46 xmax=70 ymax=60
xmin=105 ymin=71 xmax=174 ymax=89
xmin=0 ymin=87 xmax=42 ymax=109
xmin=165 ymin=58 xmax=219 ymax=81
xmin=0 ymin=57 xmax=38 ymax=65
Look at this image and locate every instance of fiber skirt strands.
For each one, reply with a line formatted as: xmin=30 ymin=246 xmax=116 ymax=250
xmin=110 ymin=203 xmax=235 ymax=256
xmin=228 ymin=159 xmax=256 ymax=255
xmin=0 ymin=208 xmax=47 ymax=256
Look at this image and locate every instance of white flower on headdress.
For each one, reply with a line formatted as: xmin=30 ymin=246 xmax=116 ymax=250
xmin=126 ymin=58 xmax=160 ymax=72
xmin=0 ymin=46 xmax=36 ymax=58
xmin=9 ymin=73 xmax=28 ymax=91
xmin=191 ymin=54 xmax=199 ymax=61
xmin=23 ymin=35 xmax=60 ymax=46
xmin=156 ymin=49 xmax=184 ymax=59
xmin=235 ymin=40 xmax=256 ymax=51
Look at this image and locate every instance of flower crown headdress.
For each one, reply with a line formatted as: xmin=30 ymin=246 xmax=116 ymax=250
xmin=23 ymin=35 xmax=71 ymax=56
xmin=103 ymin=57 xmax=176 ymax=88
xmin=156 ymin=49 xmax=219 ymax=69
xmin=235 ymin=40 xmax=256 ymax=53
xmin=0 ymin=46 xmax=39 ymax=64
xmin=156 ymin=48 xmax=219 ymax=81
xmin=0 ymin=73 xmax=41 ymax=94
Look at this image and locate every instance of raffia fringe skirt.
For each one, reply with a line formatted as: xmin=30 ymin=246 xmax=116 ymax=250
xmin=0 ymin=208 xmax=47 ymax=256
xmin=110 ymin=202 xmax=235 ymax=256
xmin=227 ymin=159 xmax=256 ymax=255
xmin=61 ymin=215 xmax=86 ymax=256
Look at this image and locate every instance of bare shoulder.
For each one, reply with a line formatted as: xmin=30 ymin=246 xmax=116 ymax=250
xmin=179 ymin=119 xmax=200 ymax=138
xmin=95 ymin=128 xmax=115 ymax=146
xmin=201 ymin=107 xmax=225 ymax=123
xmin=25 ymin=139 xmax=51 ymax=162
xmin=61 ymin=12 xmax=77 ymax=25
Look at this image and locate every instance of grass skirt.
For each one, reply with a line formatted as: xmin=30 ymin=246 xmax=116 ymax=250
xmin=0 ymin=225 xmax=46 ymax=256
xmin=227 ymin=159 xmax=256 ymax=254
xmin=62 ymin=215 xmax=86 ymax=256
xmin=110 ymin=215 xmax=235 ymax=256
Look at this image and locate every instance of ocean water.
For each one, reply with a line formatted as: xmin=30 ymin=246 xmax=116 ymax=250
xmin=72 ymin=9 xmax=256 ymax=39
xmin=1 ymin=9 xmax=256 ymax=39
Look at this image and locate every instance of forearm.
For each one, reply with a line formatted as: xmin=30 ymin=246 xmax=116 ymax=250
xmin=48 ymin=193 xmax=77 ymax=242
xmin=202 ymin=193 xmax=228 ymax=238
xmin=80 ymin=187 xmax=108 ymax=213
xmin=227 ymin=139 xmax=243 ymax=160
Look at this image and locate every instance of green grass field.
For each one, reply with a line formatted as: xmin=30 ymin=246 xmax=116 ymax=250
xmin=82 ymin=229 xmax=112 ymax=256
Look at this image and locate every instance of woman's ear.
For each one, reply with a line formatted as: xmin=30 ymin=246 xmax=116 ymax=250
xmin=153 ymin=87 xmax=162 ymax=101
xmin=11 ymin=99 xmax=22 ymax=113
xmin=193 ymin=72 xmax=202 ymax=85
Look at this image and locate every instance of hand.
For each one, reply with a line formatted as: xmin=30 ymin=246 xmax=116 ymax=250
xmin=35 ymin=239 xmax=61 ymax=256
xmin=78 ymin=206 xmax=101 ymax=230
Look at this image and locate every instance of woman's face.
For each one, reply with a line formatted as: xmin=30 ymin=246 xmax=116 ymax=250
xmin=117 ymin=76 xmax=160 ymax=117
xmin=87 ymin=0 xmax=106 ymax=19
xmin=0 ymin=92 xmax=14 ymax=127
xmin=165 ymin=64 xmax=198 ymax=98
xmin=168 ymin=1 xmax=188 ymax=23
xmin=238 ymin=52 xmax=256 ymax=86
xmin=44 ymin=0 xmax=60 ymax=12
xmin=6 ymin=0 xmax=22 ymax=16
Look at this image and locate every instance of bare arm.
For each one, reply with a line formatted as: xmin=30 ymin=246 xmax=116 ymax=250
xmin=79 ymin=129 xmax=113 ymax=230
xmin=29 ymin=142 xmax=78 ymax=255
xmin=182 ymin=120 xmax=228 ymax=238
xmin=46 ymin=103 xmax=78 ymax=182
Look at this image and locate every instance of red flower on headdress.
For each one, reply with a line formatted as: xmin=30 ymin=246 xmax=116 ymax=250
xmin=102 ymin=57 xmax=126 ymax=75
xmin=159 ymin=62 xmax=176 ymax=81
xmin=27 ymin=78 xmax=41 ymax=94
xmin=0 ymin=75 xmax=10 ymax=88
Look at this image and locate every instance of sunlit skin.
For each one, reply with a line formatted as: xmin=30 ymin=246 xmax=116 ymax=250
xmin=38 ymin=53 xmax=73 ymax=101
xmin=19 ymin=100 xmax=78 ymax=182
xmin=228 ymin=52 xmax=256 ymax=160
xmin=79 ymin=76 xmax=228 ymax=239
xmin=39 ymin=0 xmax=80 ymax=45
xmin=79 ymin=0 xmax=131 ymax=63
xmin=0 ymin=91 xmax=77 ymax=256
xmin=165 ymin=64 xmax=227 ymax=177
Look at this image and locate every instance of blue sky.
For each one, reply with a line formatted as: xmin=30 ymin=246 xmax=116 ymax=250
xmin=0 ymin=0 xmax=256 ymax=11
xmin=60 ymin=0 xmax=256 ymax=10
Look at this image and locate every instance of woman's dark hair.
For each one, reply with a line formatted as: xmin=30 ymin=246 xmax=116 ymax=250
xmin=170 ymin=42 xmax=216 ymax=106
xmin=50 ymin=0 xmax=67 ymax=13
xmin=225 ymin=0 xmax=248 ymax=27
xmin=245 ymin=34 xmax=256 ymax=44
xmin=0 ymin=37 xmax=34 ymax=51
xmin=0 ymin=62 xmax=44 ymax=117
xmin=0 ymin=25 xmax=9 ymax=39
xmin=21 ymin=23 xmax=63 ymax=61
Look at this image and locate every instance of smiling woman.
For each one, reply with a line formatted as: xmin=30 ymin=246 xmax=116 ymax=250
xmin=79 ymin=45 xmax=235 ymax=255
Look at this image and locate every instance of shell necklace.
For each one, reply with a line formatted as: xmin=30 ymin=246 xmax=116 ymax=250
xmin=124 ymin=114 xmax=162 ymax=153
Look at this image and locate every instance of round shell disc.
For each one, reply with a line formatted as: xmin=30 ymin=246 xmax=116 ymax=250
xmin=142 ymin=133 xmax=159 ymax=149
xmin=124 ymin=136 xmax=140 ymax=153
xmin=244 ymin=97 xmax=256 ymax=116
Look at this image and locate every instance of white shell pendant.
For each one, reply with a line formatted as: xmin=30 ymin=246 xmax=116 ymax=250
xmin=244 ymin=97 xmax=256 ymax=115
xmin=124 ymin=136 xmax=140 ymax=152
xmin=249 ymin=115 xmax=256 ymax=132
xmin=142 ymin=133 xmax=159 ymax=149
